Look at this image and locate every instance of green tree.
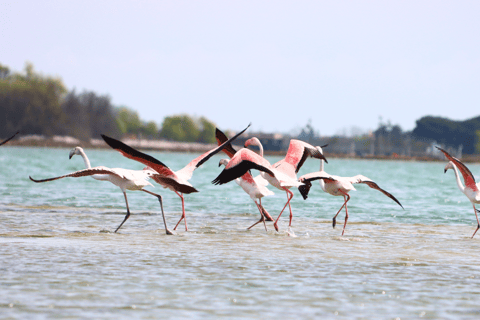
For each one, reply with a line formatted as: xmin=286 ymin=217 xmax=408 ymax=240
xmin=160 ymin=114 xmax=200 ymax=142
xmin=116 ymin=106 xmax=142 ymax=135
xmin=197 ymin=117 xmax=216 ymax=143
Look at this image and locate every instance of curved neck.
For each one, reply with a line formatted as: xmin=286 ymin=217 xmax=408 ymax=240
xmin=249 ymin=138 xmax=264 ymax=157
xmin=78 ymin=149 xmax=92 ymax=169
xmin=450 ymin=163 xmax=465 ymax=193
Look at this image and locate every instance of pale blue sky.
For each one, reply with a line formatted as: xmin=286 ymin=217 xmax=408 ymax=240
xmin=1 ymin=0 xmax=479 ymax=136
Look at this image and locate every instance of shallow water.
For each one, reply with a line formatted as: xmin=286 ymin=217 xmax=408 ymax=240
xmin=1 ymin=146 xmax=480 ymax=319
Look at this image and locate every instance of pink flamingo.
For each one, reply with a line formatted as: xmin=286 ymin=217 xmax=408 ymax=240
xmin=213 ymin=137 xmax=327 ymax=231
xmin=30 ymin=147 xmax=172 ymax=234
xmin=0 ymin=131 xmax=19 ymax=146
xmin=101 ymin=124 xmax=250 ymax=231
xmin=215 ymin=128 xmax=274 ymax=230
xmin=437 ymin=146 xmax=480 ymax=238
xmin=298 ymin=145 xmax=403 ymax=235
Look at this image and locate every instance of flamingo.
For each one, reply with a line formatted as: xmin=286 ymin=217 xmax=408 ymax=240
xmin=436 ymin=146 xmax=480 ymax=238
xmin=245 ymin=137 xmax=328 ymax=231
xmin=212 ymin=137 xmax=327 ymax=231
xmin=298 ymin=145 xmax=403 ymax=235
xmin=101 ymin=124 xmax=250 ymax=231
xmin=215 ymin=128 xmax=274 ymax=230
xmin=0 ymin=131 xmax=19 ymax=146
xmin=29 ymin=146 xmax=173 ymax=234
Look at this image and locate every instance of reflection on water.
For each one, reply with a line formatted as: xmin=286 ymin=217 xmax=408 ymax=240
xmin=1 ymin=147 xmax=480 ymax=319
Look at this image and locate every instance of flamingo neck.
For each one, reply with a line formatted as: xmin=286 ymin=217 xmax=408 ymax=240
xmin=320 ymin=159 xmax=325 ymax=172
xmin=248 ymin=138 xmax=264 ymax=157
xmin=78 ymin=149 xmax=92 ymax=169
xmin=450 ymin=163 xmax=465 ymax=193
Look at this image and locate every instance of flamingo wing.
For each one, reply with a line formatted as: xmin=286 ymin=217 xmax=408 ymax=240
xmin=283 ymin=140 xmax=328 ymax=173
xmin=101 ymin=134 xmax=176 ymax=177
xmin=0 ymin=131 xmax=19 ymax=146
xmin=349 ymin=175 xmax=404 ymax=209
xmin=436 ymin=146 xmax=477 ymax=191
xmin=215 ymin=128 xmax=237 ymax=158
xmin=297 ymin=171 xmax=337 ymax=200
xmin=30 ymin=167 xmax=123 ymax=183
xmin=176 ymin=124 xmax=251 ymax=181
xmin=212 ymin=149 xmax=275 ymax=185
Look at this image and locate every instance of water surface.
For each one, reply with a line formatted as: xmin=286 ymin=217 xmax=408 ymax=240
xmin=1 ymin=147 xmax=480 ymax=319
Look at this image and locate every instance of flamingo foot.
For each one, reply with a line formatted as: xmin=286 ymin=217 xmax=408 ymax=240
xmin=274 ymin=222 xmax=279 ymax=232
xmin=165 ymin=228 xmax=175 ymax=235
xmin=332 ymin=217 xmax=337 ymax=229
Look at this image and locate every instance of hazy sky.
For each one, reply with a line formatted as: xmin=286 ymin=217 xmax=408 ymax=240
xmin=1 ymin=0 xmax=479 ymax=136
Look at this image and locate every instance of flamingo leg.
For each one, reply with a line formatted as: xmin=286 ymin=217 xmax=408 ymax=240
xmin=341 ymin=193 xmax=351 ymax=236
xmin=260 ymin=202 xmax=274 ymax=221
xmin=142 ymin=189 xmax=173 ymax=235
xmin=332 ymin=201 xmax=347 ymax=229
xmin=115 ymin=192 xmax=131 ymax=233
xmin=273 ymin=188 xmax=294 ymax=232
xmin=173 ymin=192 xmax=188 ymax=231
xmin=247 ymin=200 xmax=267 ymax=232
xmin=471 ymin=204 xmax=480 ymax=238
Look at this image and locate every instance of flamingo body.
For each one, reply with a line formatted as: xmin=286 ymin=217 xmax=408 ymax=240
xmin=101 ymin=124 xmax=250 ymax=231
xmin=299 ymin=146 xmax=403 ymax=235
xmin=30 ymin=147 xmax=172 ymax=234
xmin=437 ymin=146 xmax=480 ymax=238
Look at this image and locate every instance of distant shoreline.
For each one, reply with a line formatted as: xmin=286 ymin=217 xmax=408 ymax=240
xmin=5 ymin=135 xmax=480 ymax=163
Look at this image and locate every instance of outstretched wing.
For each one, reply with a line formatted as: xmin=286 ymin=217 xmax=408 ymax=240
xmin=212 ymin=149 xmax=274 ymax=185
xmin=436 ymin=146 xmax=477 ymax=191
xmin=215 ymin=128 xmax=237 ymax=158
xmin=101 ymin=134 xmax=176 ymax=177
xmin=297 ymin=171 xmax=336 ymax=200
xmin=176 ymin=124 xmax=251 ymax=181
xmin=349 ymin=175 xmax=404 ymax=209
xmin=30 ymin=167 xmax=122 ymax=183
xmin=0 ymin=131 xmax=19 ymax=146
xmin=284 ymin=140 xmax=328 ymax=173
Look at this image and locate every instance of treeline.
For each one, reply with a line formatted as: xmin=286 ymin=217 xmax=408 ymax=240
xmin=0 ymin=62 xmax=216 ymax=143
xmin=413 ymin=116 xmax=480 ymax=154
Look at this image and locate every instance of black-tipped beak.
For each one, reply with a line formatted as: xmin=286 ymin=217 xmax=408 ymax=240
xmin=444 ymin=169 xmax=447 ymax=174
xmin=321 ymin=154 xmax=328 ymax=164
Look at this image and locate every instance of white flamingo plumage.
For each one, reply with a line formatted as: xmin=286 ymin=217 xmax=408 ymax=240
xmin=215 ymin=128 xmax=274 ymax=230
xmin=298 ymin=145 xmax=403 ymax=235
xmin=101 ymin=124 xmax=250 ymax=231
xmin=213 ymin=137 xmax=327 ymax=231
xmin=29 ymin=146 xmax=172 ymax=234
xmin=436 ymin=146 xmax=480 ymax=238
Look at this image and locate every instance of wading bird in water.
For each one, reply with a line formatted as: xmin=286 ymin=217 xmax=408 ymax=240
xmin=212 ymin=137 xmax=327 ymax=231
xmin=436 ymin=146 xmax=480 ymax=238
xmin=101 ymin=124 xmax=251 ymax=231
xmin=298 ymin=145 xmax=403 ymax=235
xmin=30 ymin=146 xmax=173 ymax=234
xmin=0 ymin=131 xmax=19 ymax=146
xmin=215 ymin=128 xmax=274 ymax=231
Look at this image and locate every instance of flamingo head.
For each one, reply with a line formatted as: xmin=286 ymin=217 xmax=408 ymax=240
xmin=69 ymin=146 xmax=84 ymax=159
xmin=218 ymin=158 xmax=230 ymax=167
xmin=244 ymin=137 xmax=261 ymax=149
xmin=444 ymin=161 xmax=455 ymax=173
xmin=316 ymin=144 xmax=329 ymax=163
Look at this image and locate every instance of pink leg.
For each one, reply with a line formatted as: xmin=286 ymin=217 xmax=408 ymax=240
xmin=274 ymin=188 xmax=294 ymax=232
xmin=331 ymin=189 xmax=350 ymax=235
xmin=247 ymin=200 xmax=267 ymax=232
xmin=173 ymin=192 xmax=188 ymax=231
xmin=471 ymin=204 xmax=480 ymax=238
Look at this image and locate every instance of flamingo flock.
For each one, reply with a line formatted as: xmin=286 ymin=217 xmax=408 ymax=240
xmin=1 ymin=128 xmax=479 ymax=238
